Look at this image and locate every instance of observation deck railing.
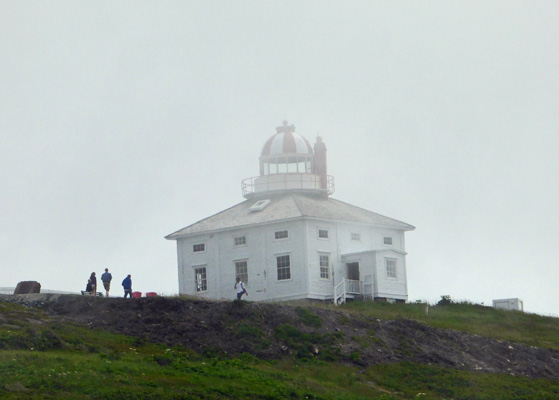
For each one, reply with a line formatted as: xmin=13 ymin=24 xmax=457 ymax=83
xmin=242 ymin=174 xmax=335 ymax=198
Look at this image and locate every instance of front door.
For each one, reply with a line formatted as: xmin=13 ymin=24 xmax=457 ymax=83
xmin=346 ymin=262 xmax=359 ymax=280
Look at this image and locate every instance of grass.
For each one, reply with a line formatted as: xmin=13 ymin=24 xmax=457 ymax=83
xmin=288 ymin=299 xmax=559 ymax=350
xmin=2 ymin=300 xmax=559 ymax=399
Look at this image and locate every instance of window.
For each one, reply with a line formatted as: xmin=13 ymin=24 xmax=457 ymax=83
xmin=194 ymin=267 xmax=207 ymax=291
xmin=193 ymin=243 xmax=205 ymax=252
xmin=275 ymin=230 xmax=288 ymax=240
xmin=234 ymin=236 xmax=246 ymax=246
xmin=351 ymin=233 xmax=361 ymax=241
xmin=235 ymin=260 xmax=248 ymax=284
xmin=386 ymin=259 xmax=397 ymax=279
xmin=319 ymin=254 xmax=329 ymax=279
xmin=383 ymin=236 xmax=393 ymax=246
xmin=249 ymin=199 xmax=271 ymax=212
xmin=276 ymin=255 xmax=291 ymax=280
xmin=318 ymin=229 xmax=329 ymax=239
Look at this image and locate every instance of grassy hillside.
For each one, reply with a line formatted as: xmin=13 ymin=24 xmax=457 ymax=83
xmin=1 ymin=298 xmax=559 ymax=399
xmin=292 ymin=300 xmax=559 ymax=350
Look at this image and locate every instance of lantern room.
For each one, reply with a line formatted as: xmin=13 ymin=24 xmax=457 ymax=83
xmin=242 ymin=121 xmax=334 ymax=198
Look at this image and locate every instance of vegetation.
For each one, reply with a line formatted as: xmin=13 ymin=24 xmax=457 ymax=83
xmin=290 ymin=299 xmax=559 ymax=350
xmin=1 ymin=299 xmax=559 ymax=399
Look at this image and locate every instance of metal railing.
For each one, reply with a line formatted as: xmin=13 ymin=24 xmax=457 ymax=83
xmin=242 ymin=174 xmax=335 ymax=197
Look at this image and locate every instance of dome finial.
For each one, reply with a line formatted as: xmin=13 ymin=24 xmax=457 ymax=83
xmin=276 ymin=120 xmax=295 ymax=133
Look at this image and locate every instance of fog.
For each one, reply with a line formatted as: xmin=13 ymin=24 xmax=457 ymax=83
xmin=1 ymin=1 xmax=558 ymax=315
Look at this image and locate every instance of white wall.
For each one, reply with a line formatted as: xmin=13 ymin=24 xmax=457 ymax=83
xmin=175 ymin=218 xmax=409 ymax=302
xmin=374 ymin=250 xmax=408 ymax=301
xmin=176 ymin=220 xmax=310 ymax=301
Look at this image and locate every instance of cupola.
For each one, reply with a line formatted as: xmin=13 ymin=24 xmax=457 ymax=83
xmin=242 ymin=121 xmax=334 ymax=198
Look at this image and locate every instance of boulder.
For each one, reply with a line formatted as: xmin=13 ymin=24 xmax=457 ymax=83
xmin=14 ymin=281 xmax=41 ymax=295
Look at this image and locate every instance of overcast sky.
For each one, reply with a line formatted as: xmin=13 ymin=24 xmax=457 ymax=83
xmin=1 ymin=1 xmax=558 ymax=316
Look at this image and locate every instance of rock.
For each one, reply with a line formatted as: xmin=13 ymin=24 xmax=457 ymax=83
xmin=14 ymin=281 xmax=41 ymax=295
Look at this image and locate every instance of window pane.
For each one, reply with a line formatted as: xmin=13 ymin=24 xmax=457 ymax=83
xmin=383 ymin=237 xmax=393 ymax=245
xmin=195 ymin=267 xmax=207 ymax=291
xmin=319 ymin=255 xmax=329 ymax=279
xmin=277 ymin=255 xmax=291 ymax=280
xmin=234 ymin=236 xmax=246 ymax=246
xmin=275 ymin=230 xmax=288 ymax=239
xmin=193 ymin=243 xmax=205 ymax=252
xmin=386 ymin=259 xmax=396 ymax=278
xmin=318 ymin=229 xmax=328 ymax=239
xmin=235 ymin=261 xmax=248 ymax=284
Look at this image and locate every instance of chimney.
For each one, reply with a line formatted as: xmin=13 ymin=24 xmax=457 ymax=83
xmin=313 ymin=136 xmax=328 ymax=190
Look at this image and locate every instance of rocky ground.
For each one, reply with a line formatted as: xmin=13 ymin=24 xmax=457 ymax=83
xmin=3 ymin=293 xmax=559 ymax=380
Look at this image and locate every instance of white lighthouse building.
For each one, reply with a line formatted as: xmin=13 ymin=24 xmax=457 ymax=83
xmin=166 ymin=121 xmax=415 ymax=304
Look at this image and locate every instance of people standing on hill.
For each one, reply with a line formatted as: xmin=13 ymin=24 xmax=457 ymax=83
xmin=101 ymin=268 xmax=112 ymax=297
xmin=87 ymin=272 xmax=97 ymax=296
xmin=122 ymin=274 xmax=132 ymax=298
xmin=85 ymin=276 xmax=92 ymax=294
xmin=234 ymin=277 xmax=248 ymax=300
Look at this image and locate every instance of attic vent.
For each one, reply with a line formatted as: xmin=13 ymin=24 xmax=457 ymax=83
xmin=250 ymin=199 xmax=271 ymax=212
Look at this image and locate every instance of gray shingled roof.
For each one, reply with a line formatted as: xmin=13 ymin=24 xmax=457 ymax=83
xmin=165 ymin=193 xmax=415 ymax=240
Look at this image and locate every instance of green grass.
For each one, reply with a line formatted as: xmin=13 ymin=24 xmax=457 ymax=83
xmin=2 ymin=300 xmax=559 ymax=399
xmin=289 ymin=300 xmax=559 ymax=350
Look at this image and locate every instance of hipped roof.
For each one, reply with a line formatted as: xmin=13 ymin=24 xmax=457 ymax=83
xmin=165 ymin=193 xmax=415 ymax=240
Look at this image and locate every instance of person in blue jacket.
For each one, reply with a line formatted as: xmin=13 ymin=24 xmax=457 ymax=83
xmin=122 ymin=274 xmax=132 ymax=298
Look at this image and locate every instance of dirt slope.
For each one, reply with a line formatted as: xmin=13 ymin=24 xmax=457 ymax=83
xmin=5 ymin=294 xmax=559 ymax=380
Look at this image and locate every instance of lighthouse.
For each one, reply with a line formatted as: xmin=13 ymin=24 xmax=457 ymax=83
xmin=166 ymin=122 xmax=414 ymax=304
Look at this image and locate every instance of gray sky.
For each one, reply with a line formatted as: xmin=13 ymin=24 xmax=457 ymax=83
xmin=2 ymin=1 xmax=558 ymax=315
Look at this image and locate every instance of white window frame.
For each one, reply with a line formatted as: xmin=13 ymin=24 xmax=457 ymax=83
xmin=194 ymin=266 xmax=207 ymax=292
xmin=234 ymin=235 xmax=247 ymax=247
xmin=317 ymin=229 xmax=329 ymax=240
xmin=319 ymin=254 xmax=330 ymax=280
xmin=274 ymin=230 xmax=289 ymax=240
xmin=351 ymin=232 xmax=361 ymax=241
xmin=235 ymin=260 xmax=248 ymax=284
xmin=276 ymin=254 xmax=291 ymax=281
xmin=385 ymin=258 xmax=397 ymax=279
xmin=383 ymin=236 xmax=393 ymax=246
xmin=193 ymin=243 xmax=206 ymax=253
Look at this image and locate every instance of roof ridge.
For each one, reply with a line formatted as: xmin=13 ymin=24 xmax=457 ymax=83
xmin=291 ymin=193 xmax=306 ymax=215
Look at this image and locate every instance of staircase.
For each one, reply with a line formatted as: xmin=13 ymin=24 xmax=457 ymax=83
xmin=334 ymin=278 xmax=362 ymax=305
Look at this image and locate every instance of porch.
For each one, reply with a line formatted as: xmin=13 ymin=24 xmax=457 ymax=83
xmin=333 ymin=276 xmax=373 ymax=305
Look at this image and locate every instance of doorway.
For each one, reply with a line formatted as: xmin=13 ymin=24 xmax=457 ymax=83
xmin=346 ymin=262 xmax=360 ymax=280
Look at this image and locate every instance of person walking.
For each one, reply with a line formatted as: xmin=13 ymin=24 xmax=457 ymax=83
xmin=101 ymin=268 xmax=112 ymax=297
xmin=234 ymin=277 xmax=248 ymax=300
xmin=122 ymin=274 xmax=132 ymax=298
xmin=88 ymin=272 xmax=97 ymax=296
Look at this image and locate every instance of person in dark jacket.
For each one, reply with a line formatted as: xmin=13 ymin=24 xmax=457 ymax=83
xmin=122 ymin=274 xmax=132 ymax=298
xmin=87 ymin=272 xmax=97 ymax=296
